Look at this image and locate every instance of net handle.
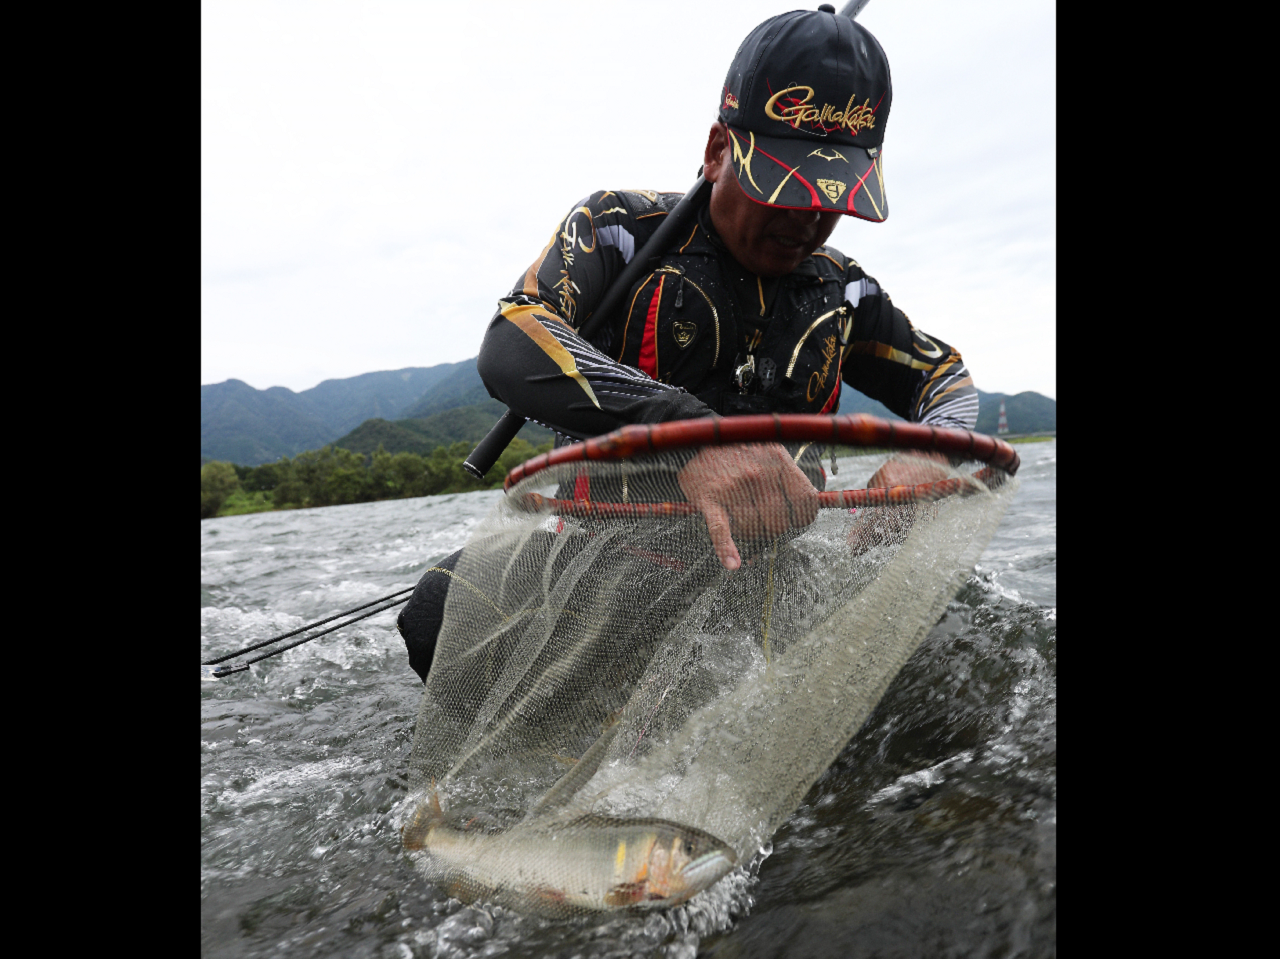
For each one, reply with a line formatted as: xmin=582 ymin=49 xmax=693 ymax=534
xmin=503 ymin=413 xmax=1020 ymax=491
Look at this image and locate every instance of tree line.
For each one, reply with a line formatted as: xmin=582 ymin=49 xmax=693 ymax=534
xmin=200 ymin=438 xmax=553 ymax=519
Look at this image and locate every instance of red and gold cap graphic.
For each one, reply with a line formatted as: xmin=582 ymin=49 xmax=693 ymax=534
xmin=717 ymin=8 xmax=892 ymax=222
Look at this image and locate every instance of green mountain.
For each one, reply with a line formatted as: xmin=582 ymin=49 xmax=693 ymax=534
xmin=200 ymin=379 xmax=336 ymax=466
xmin=331 ymin=399 xmax=554 ymax=456
xmin=399 ymin=363 xmax=494 ymax=418
xmin=201 ymin=362 xmax=473 ymax=465
xmin=203 ymin=354 xmax=1055 ymax=467
xmin=974 ymin=390 xmax=1056 ymax=435
xmin=297 ymin=364 xmax=471 ymax=435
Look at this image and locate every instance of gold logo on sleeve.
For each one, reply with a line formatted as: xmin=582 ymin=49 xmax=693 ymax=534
xmin=672 ymin=321 xmax=697 ymax=347
xmin=817 ymin=179 xmax=847 ymax=202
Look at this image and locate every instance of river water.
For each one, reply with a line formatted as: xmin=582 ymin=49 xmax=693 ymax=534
xmin=201 ymin=441 xmax=1056 ymax=958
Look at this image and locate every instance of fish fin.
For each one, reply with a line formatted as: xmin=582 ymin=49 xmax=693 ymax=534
xmin=530 ymin=884 xmax=568 ymax=906
xmin=447 ymin=877 xmax=481 ymax=904
xmin=604 ymin=881 xmax=647 ymax=907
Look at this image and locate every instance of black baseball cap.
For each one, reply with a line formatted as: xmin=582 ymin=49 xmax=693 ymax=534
xmin=718 ymin=7 xmax=892 ymax=221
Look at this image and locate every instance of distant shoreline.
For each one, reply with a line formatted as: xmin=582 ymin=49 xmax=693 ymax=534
xmin=997 ymin=432 xmax=1055 ymax=444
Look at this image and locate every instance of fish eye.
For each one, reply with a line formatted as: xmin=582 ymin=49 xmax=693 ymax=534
xmin=683 ymin=840 xmax=695 ymax=854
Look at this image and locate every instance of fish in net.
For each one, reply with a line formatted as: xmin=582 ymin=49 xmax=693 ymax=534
xmin=402 ymin=414 xmax=1019 ymax=916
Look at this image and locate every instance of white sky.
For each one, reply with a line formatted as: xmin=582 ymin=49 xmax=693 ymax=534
xmin=202 ymin=0 xmax=1054 ymax=399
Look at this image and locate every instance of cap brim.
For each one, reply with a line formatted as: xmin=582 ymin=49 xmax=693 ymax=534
xmin=724 ymin=126 xmax=887 ymax=222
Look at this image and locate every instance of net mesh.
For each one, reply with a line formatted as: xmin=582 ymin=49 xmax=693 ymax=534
xmin=404 ymin=426 xmax=1017 ymax=916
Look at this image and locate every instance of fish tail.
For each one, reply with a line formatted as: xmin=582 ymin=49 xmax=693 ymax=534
xmin=402 ymin=777 xmax=444 ymax=851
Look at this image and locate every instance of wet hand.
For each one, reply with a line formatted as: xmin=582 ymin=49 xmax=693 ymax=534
xmin=678 ymin=443 xmax=819 ymax=571
xmin=847 ymin=453 xmax=952 ymax=554
xmin=864 ymin=451 xmax=951 ymax=491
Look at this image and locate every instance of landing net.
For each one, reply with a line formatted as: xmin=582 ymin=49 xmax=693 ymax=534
xmin=404 ymin=414 xmax=1019 ymax=915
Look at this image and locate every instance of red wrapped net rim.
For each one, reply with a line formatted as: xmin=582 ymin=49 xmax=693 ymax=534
xmin=504 ymin=413 xmax=1019 ymax=516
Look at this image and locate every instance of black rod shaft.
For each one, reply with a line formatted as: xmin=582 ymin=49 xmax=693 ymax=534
xmin=578 ymin=175 xmax=709 ymax=341
xmin=463 ymin=174 xmax=712 ymax=479
xmin=202 ymin=586 xmax=416 ymax=666
xmin=211 ymin=595 xmax=411 ymax=676
xmin=462 ymin=409 xmax=527 ymax=479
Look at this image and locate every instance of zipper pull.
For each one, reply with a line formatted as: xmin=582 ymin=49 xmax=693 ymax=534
xmin=674 ymin=276 xmax=685 ymax=310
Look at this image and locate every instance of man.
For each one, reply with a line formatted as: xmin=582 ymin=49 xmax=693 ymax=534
xmin=398 ymin=6 xmax=977 ymax=683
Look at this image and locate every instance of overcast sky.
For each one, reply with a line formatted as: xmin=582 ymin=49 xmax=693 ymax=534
xmin=202 ymin=1 xmax=1054 ymax=399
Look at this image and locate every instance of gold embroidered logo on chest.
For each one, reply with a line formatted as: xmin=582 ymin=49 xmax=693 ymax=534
xmin=672 ymin=322 xmax=697 ymax=348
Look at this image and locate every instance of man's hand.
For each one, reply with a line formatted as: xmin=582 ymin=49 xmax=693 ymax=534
xmin=864 ymin=451 xmax=951 ymax=491
xmin=678 ymin=444 xmax=820 ymax=570
xmin=847 ymin=452 xmax=952 ymax=554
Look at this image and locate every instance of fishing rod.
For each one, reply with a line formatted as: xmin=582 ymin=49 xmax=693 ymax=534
xmin=461 ymin=1 xmax=871 ymax=482
xmin=462 ymin=172 xmax=711 ymax=480
xmin=201 ymin=586 xmax=414 ymax=679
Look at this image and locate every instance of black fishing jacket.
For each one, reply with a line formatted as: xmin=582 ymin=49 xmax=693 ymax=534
xmin=478 ymin=189 xmax=978 ymax=447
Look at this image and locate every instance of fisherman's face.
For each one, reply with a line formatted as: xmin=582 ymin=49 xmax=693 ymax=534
xmin=704 ymin=122 xmax=843 ymax=278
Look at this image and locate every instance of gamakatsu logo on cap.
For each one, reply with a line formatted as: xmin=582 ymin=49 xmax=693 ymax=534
xmin=765 ymin=86 xmax=877 ymax=135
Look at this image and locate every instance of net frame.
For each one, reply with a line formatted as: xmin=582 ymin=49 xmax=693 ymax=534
xmin=505 ymin=413 xmax=1020 ymax=508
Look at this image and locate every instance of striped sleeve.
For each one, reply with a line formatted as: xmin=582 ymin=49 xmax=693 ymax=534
xmin=911 ymin=351 xmax=979 ymax=430
xmin=476 ymin=191 xmax=712 ymax=441
xmin=839 ymin=264 xmax=979 ymax=431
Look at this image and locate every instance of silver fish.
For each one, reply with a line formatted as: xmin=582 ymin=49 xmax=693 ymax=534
xmin=402 ymin=790 xmax=736 ymax=915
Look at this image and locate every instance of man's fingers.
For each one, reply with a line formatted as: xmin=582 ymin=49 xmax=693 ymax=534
xmin=867 ymin=453 xmax=951 ymax=490
xmin=678 ymin=443 xmax=822 ymax=562
xmin=780 ymin=466 xmax=819 ymax=527
xmin=700 ymin=503 xmax=741 ymax=571
xmin=773 ymin=449 xmax=819 ymax=528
